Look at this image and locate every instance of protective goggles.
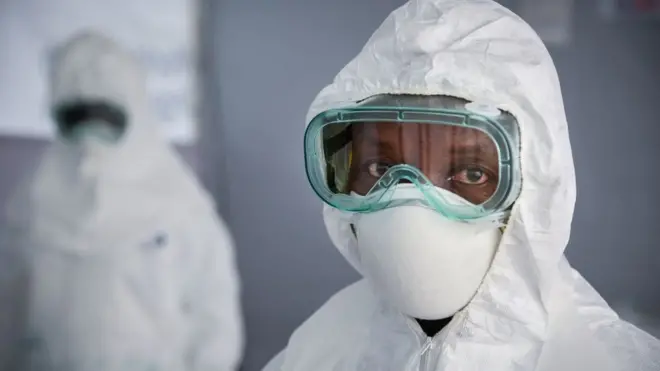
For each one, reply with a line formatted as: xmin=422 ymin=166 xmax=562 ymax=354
xmin=53 ymin=100 xmax=127 ymax=144
xmin=304 ymin=94 xmax=521 ymax=221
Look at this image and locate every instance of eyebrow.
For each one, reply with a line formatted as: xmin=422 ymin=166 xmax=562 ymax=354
xmin=354 ymin=126 xmax=498 ymax=158
xmin=355 ymin=132 xmax=399 ymax=154
xmin=358 ymin=137 xmax=497 ymax=153
xmin=450 ymin=141 xmax=498 ymax=156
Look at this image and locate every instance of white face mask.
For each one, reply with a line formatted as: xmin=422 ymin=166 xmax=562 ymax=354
xmin=352 ymin=204 xmax=502 ymax=320
xmin=67 ymin=121 xmax=120 ymax=177
xmin=68 ymin=119 xmax=122 ymax=145
xmin=79 ymin=134 xmax=115 ymax=157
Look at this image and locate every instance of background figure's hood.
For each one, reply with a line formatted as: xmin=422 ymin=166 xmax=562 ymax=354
xmin=308 ymin=0 xmax=577 ymax=368
xmin=47 ymin=31 xmax=167 ymax=180
xmin=6 ymin=31 xmax=213 ymax=254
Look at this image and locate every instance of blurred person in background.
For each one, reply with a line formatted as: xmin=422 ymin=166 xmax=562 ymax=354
xmin=263 ymin=0 xmax=660 ymax=370
xmin=0 ymin=31 xmax=243 ymax=371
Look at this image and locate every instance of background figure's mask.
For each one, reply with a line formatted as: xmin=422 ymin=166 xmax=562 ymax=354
xmin=53 ymin=100 xmax=128 ymax=145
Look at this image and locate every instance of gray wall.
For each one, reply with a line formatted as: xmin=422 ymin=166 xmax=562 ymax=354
xmin=557 ymin=1 xmax=660 ymax=322
xmin=209 ymin=1 xmax=401 ymax=369
xmin=0 ymin=138 xmax=46 ymax=209
xmin=210 ymin=1 xmax=660 ymax=370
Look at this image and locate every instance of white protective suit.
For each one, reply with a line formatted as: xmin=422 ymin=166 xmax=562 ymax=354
xmin=0 ymin=32 xmax=244 ymax=371
xmin=263 ymin=1 xmax=660 ymax=370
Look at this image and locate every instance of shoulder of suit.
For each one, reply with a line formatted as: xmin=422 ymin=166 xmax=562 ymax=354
xmin=289 ymin=280 xmax=380 ymax=345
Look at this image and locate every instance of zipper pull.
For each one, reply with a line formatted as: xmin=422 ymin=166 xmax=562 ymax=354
xmin=420 ymin=337 xmax=434 ymax=355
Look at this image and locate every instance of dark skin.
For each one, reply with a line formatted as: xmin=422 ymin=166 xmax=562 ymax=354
xmin=347 ymin=122 xmax=500 ymax=337
xmin=348 ymin=122 xmax=500 ymax=204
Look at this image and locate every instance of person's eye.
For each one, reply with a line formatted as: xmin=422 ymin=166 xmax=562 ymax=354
xmin=451 ymin=166 xmax=490 ymax=185
xmin=366 ymin=162 xmax=391 ymax=178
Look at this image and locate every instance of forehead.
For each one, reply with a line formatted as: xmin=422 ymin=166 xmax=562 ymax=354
xmin=352 ymin=122 xmax=496 ymax=150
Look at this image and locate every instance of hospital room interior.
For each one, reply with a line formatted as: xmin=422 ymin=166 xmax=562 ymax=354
xmin=0 ymin=0 xmax=659 ymax=370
